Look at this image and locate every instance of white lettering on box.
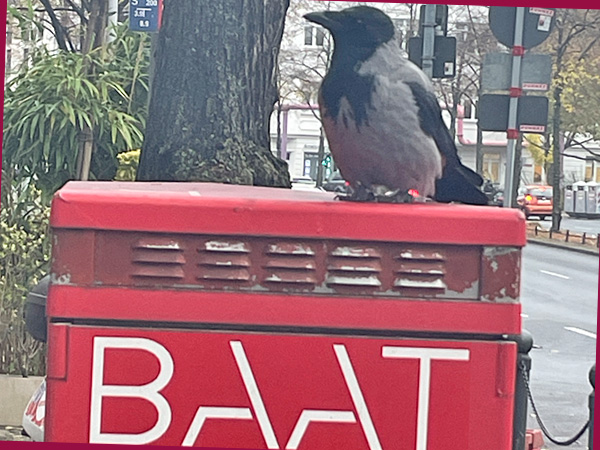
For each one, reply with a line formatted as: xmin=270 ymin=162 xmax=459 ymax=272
xmin=89 ymin=337 xmax=174 ymax=444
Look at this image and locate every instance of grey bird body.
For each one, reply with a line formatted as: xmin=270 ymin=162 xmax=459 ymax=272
xmin=305 ymin=6 xmax=488 ymax=205
xmin=328 ymin=39 xmax=442 ymax=197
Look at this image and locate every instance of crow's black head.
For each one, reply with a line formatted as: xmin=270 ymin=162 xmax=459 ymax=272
xmin=304 ymin=6 xmax=395 ymax=52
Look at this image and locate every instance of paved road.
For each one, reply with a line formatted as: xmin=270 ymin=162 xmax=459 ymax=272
xmin=521 ymin=243 xmax=598 ymax=450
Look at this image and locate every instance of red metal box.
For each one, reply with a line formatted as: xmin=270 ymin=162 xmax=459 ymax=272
xmin=46 ymin=182 xmax=526 ymax=449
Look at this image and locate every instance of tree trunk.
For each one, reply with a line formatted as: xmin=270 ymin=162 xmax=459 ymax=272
xmin=512 ymin=134 xmax=522 ymax=207
xmin=137 ymin=0 xmax=291 ymax=187
xmin=551 ymin=85 xmax=563 ymax=232
xmin=76 ymin=0 xmax=108 ymax=181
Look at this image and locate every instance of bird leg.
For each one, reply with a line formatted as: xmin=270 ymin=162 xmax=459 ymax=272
xmin=336 ymin=183 xmax=375 ymax=202
xmin=372 ymin=188 xmax=414 ymax=203
xmin=336 ymin=184 xmax=421 ymax=204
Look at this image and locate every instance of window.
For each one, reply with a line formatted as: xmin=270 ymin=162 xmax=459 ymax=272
xmin=533 ymin=164 xmax=544 ymax=183
xmin=304 ymin=26 xmax=325 ymax=47
xmin=483 ymin=154 xmax=500 ymax=183
xmin=585 ymin=159 xmax=594 ymax=182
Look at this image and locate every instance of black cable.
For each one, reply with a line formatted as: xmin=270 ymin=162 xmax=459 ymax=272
xmin=520 ymin=361 xmax=590 ymax=446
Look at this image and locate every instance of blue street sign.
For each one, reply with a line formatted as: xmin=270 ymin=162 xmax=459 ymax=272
xmin=129 ymin=0 xmax=162 ymax=32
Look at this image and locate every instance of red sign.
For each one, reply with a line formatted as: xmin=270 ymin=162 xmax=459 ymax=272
xmin=46 ymin=326 xmax=516 ymax=449
xmin=522 ymin=82 xmax=549 ymax=91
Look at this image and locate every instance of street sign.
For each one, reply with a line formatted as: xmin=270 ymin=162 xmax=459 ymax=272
xmin=478 ymin=94 xmax=549 ymax=133
xmin=129 ymin=0 xmax=163 ymax=32
xmin=482 ymin=53 xmax=553 ymax=92
xmin=418 ymin=4 xmax=448 ymax=36
xmin=489 ymin=7 xmax=555 ymax=49
xmin=408 ymin=36 xmax=456 ymax=78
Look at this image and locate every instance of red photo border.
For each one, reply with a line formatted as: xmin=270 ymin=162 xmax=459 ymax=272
xmin=0 ymin=1 xmax=597 ymax=450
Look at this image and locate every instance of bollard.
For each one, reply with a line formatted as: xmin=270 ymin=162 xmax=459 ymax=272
xmin=588 ymin=364 xmax=595 ymax=449
xmin=510 ymin=330 xmax=534 ymax=450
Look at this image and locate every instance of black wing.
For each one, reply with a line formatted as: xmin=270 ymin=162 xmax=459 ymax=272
xmin=406 ymin=82 xmax=487 ymax=205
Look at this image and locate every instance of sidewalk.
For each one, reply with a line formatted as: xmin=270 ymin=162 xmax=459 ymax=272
xmin=0 ymin=425 xmax=30 ymax=442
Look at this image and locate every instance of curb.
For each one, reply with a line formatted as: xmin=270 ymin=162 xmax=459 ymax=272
xmin=527 ymin=237 xmax=599 ymax=256
xmin=0 ymin=425 xmax=30 ymax=442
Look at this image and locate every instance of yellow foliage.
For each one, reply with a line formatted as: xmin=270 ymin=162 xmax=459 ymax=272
xmin=115 ymin=149 xmax=141 ymax=181
xmin=524 ymin=134 xmax=552 ymax=165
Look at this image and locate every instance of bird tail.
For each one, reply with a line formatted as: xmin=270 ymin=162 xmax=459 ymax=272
xmin=457 ymin=164 xmax=484 ymax=187
xmin=434 ymin=167 xmax=488 ymax=206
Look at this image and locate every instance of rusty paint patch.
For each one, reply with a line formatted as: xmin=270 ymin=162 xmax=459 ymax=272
xmin=480 ymin=247 xmax=521 ymax=303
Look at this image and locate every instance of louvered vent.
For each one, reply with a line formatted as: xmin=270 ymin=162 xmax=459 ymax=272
xmin=131 ymin=238 xmax=185 ymax=279
xmin=198 ymin=240 xmax=251 ymax=283
xmin=262 ymin=243 xmax=317 ymax=290
xmin=326 ymin=246 xmax=382 ymax=291
xmin=394 ymin=249 xmax=447 ymax=295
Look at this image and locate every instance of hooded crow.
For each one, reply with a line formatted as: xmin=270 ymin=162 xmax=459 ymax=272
xmin=304 ymin=6 xmax=488 ymax=205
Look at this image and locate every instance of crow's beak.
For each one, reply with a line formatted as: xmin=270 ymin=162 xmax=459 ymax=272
xmin=304 ymin=11 xmax=342 ymax=32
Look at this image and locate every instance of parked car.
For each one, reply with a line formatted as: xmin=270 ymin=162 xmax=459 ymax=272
xmin=322 ymin=170 xmax=350 ymax=193
xmin=517 ymin=185 xmax=553 ymax=219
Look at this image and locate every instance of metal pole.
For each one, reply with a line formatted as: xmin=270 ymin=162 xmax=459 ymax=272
xmin=511 ymin=330 xmax=533 ymax=450
xmin=504 ymin=7 xmax=525 ymax=209
xmin=421 ymin=5 xmax=436 ymax=79
xmin=590 ymin=364 xmax=595 ymax=450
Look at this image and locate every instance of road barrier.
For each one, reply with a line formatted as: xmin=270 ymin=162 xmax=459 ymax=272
xmin=529 ymin=224 xmax=599 ymax=250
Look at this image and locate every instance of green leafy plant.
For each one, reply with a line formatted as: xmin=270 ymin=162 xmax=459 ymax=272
xmin=2 ymin=23 xmax=150 ymax=199
xmin=0 ymin=22 xmax=150 ymax=375
xmin=0 ymin=178 xmax=50 ymax=376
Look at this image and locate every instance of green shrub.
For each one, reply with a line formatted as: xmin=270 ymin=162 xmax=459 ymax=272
xmin=0 ymin=178 xmax=50 ymax=376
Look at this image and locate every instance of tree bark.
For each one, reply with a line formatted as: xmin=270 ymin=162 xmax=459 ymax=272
xmin=76 ymin=0 xmax=108 ymax=181
xmin=551 ymin=61 xmax=564 ymax=232
xmin=137 ymin=0 xmax=291 ymax=187
xmin=551 ymin=87 xmax=563 ymax=232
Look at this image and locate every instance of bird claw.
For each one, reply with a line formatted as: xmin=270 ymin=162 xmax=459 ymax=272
xmin=336 ymin=184 xmax=375 ymax=202
xmin=373 ymin=189 xmax=414 ymax=203
xmin=335 ymin=185 xmax=427 ymax=204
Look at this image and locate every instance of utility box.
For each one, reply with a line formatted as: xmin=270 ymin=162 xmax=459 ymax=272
xmin=574 ymin=181 xmax=588 ymax=216
xmin=564 ymin=185 xmax=575 ymax=216
xmin=46 ymin=182 xmax=526 ymax=449
xmin=586 ymin=182 xmax=600 ymax=217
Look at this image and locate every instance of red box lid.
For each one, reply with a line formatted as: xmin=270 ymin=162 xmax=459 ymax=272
xmin=51 ymin=182 xmax=526 ymax=246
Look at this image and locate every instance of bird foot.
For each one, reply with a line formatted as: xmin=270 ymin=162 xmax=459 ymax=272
xmin=336 ymin=185 xmax=430 ymax=204
xmin=373 ymin=189 xmax=414 ymax=203
xmin=336 ymin=184 xmax=375 ymax=202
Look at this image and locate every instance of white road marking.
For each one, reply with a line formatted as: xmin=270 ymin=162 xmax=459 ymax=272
xmin=521 ymin=313 xmax=529 ymax=318
xmin=540 ymin=270 xmax=570 ymax=280
xmin=564 ymin=327 xmax=597 ymax=339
